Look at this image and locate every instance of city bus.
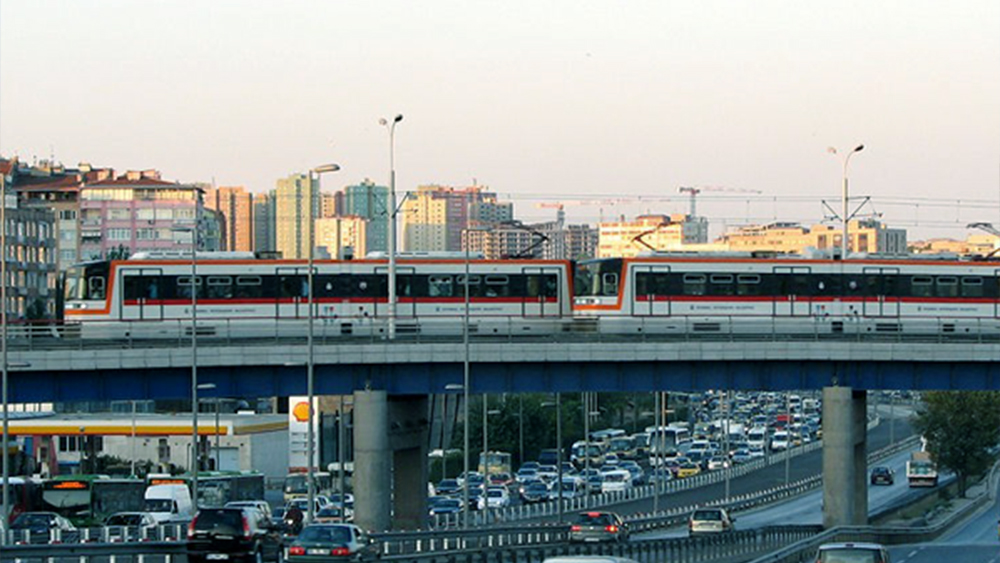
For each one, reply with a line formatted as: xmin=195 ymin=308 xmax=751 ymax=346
xmin=41 ymin=475 xmax=146 ymax=526
xmin=283 ymin=471 xmax=333 ymax=505
xmin=478 ymin=451 xmax=512 ymax=476
xmin=646 ymin=425 xmax=692 ymax=462
xmin=147 ymin=471 xmax=266 ymax=508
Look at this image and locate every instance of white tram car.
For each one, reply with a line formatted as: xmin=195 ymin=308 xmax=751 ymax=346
xmin=63 ymin=252 xmax=572 ymax=339
xmin=572 ymin=253 xmax=1000 ymax=337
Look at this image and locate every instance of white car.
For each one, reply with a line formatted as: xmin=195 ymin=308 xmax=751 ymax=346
xmin=600 ymin=469 xmax=632 ymax=493
xmin=480 ymin=486 xmax=511 ymax=509
xmin=689 ymin=507 xmax=735 ymax=536
xmin=770 ymin=431 xmax=790 ymax=452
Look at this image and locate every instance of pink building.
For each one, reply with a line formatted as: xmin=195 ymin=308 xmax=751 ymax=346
xmin=79 ymin=170 xmax=218 ymax=260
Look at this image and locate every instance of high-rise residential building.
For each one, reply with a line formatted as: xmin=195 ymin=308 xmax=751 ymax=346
xmin=1 ymin=158 xmax=58 ymax=319
xmin=315 ymin=215 xmax=367 ymax=259
xmin=401 ymin=185 xmax=512 ymax=252
xmin=565 ymin=224 xmax=599 ymax=260
xmin=253 ymin=190 xmax=277 ymax=254
xmin=598 ymin=214 xmax=709 ymax=258
xmin=343 ymin=179 xmax=389 ymax=255
xmin=8 ymin=159 xmax=115 ymax=270
xmin=78 ymin=170 xmax=218 ymax=260
xmin=205 ymin=185 xmax=254 ymax=252
xmin=275 ymin=173 xmax=318 ymax=260
xmin=321 ymin=191 xmax=342 ymax=219
xmin=463 ymin=223 xmax=537 ymax=259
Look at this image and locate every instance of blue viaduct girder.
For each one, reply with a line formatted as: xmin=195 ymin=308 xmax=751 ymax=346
xmin=8 ymin=339 xmax=1000 ymax=402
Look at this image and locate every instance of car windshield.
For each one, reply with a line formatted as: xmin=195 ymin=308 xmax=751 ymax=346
xmin=106 ymin=514 xmax=143 ymax=526
xmin=487 ymin=490 xmax=504 ymax=498
xmin=527 ymin=483 xmax=548 ymax=491
xmin=693 ymin=510 xmax=723 ymax=521
xmin=818 ymin=548 xmax=882 ymax=563
xmin=298 ymin=525 xmax=351 ymax=544
xmin=144 ymin=499 xmax=174 ymax=513
xmin=574 ymin=513 xmax=614 ymax=526
xmin=14 ymin=513 xmax=53 ymax=527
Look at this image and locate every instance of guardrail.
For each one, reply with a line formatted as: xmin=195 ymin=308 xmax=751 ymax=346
xmin=8 ymin=313 xmax=1000 ymax=351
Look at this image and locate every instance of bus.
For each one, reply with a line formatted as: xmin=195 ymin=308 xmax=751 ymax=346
xmin=589 ymin=429 xmax=626 ymax=445
xmin=2 ymin=476 xmax=42 ymax=525
xmin=41 ymin=475 xmax=145 ymax=526
xmin=283 ymin=471 xmax=333 ymax=505
xmin=646 ymin=425 xmax=691 ymax=458
xmin=147 ymin=471 xmax=266 ymax=508
xmin=478 ymin=451 xmax=512 ymax=476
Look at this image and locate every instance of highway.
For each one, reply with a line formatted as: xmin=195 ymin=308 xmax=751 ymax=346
xmin=888 ymin=479 xmax=1000 ymax=563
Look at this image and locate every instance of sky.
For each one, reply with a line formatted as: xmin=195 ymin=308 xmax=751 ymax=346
xmin=1 ymin=1 xmax=998 ymax=240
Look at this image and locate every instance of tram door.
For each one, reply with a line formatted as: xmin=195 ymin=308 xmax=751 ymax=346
xmin=119 ymin=268 xmax=164 ymax=321
xmin=772 ymin=266 xmax=812 ymax=316
xmin=994 ymin=269 xmax=1000 ymax=319
xmin=276 ymin=267 xmax=310 ymax=320
xmin=862 ymin=267 xmax=900 ymax=317
xmin=632 ymin=265 xmax=671 ymax=316
xmin=374 ymin=266 xmax=416 ymax=319
xmin=522 ymin=267 xmax=562 ymax=317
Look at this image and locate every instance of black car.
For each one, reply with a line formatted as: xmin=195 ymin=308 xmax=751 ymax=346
xmin=187 ymin=507 xmax=284 ymax=563
xmin=870 ymin=466 xmax=895 ymax=486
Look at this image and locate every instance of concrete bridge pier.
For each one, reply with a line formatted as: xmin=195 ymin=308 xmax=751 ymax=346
xmin=352 ymin=390 xmax=429 ymax=532
xmin=822 ymin=386 xmax=868 ymax=528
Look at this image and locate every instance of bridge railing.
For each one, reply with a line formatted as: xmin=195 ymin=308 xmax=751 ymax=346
xmin=8 ymin=313 xmax=1000 ymax=351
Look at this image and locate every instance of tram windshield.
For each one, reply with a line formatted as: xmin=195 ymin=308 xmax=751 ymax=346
xmin=573 ymin=259 xmax=622 ymax=297
xmin=64 ymin=262 xmax=110 ymax=301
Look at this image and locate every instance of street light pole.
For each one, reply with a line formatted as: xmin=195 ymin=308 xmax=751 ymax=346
xmin=307 ymin=164 xmax=340 ymax=524
xmin=462 ymin=233 xmax=470 ymax=529
xmin=556 ymin=392 xmax=563 ymax=524
xmin=828 ymin=144 xmax=865 ymax=258
xmin=2 ymin=188 xmax=9 ymax=537
xmin=379 ymin=114 xmax=403 ymax=340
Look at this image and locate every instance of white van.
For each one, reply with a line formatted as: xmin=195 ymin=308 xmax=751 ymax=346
xmin=144 ymin=484 xmax=194 ymax=523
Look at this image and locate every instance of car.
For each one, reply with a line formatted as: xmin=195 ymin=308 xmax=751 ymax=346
xmin=600 ymin=469 xmax=632 ymax=493
xmin=676 ymin=460 xmax=701 ymax=479
xmin=436 ymin=479 xmax=462 ymax=495
xmin=603 ymin=453 xmax=620 ymax=466
xmin=618 ymin=461 xmax=645 ymax=485
xmin=648 ymin=467 xmax=674 ymax=484
xmin=489 ymin=472 xmax=513 ymax=487
xmin=538 ymin=449 xmax=561 ymax=466
xmin=104 ymin=512 xmax=159 ymax=542
xmin=706 ymin=456 xmax=730 ymax=471
xmin=286 ymin=523 xmax=379 ymax=562
xmin=731 ymin=449 xmax=753 ymax=465
xmin=187 ymin=507 xmax=284 ymax=563
xmin=520 ymin=461 xmax=541 ymax=471
xmin=315 ymin=506 xmax=353 ymax=523
xmin=428 ymin=497 xmax=464 ymax=517
xmin=521 ymin=481 xmax=552 ymax=503
xmin=536 ymin=465 xmax=558 ymax=482
xmin=226 ymin=501 xmax=272 ymax=524
xmin=466 ymin=487 xmax=485 ymax=510
xmin=814 ymin=542 xmax=891 ymax=563
xmin=568 ymin=511 xmax=629 ymax=543
xmin=326 ymin=493 xmax=355 ymax=510
xmin=688 ymin=507 xmax=735 ymax=536
xmin=481 ymin=486 xmax=511 ymax=509
xmin=870 ymin=466 xmax=895 ymax=486
xmin=10 ymin=512 xmax=77 ymax=542
xmin=515 ymin=467 xmax=540 ymax=484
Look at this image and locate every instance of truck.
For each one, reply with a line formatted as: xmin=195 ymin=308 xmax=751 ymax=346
xmin=906 ymin=451 xmax=938 ymax=487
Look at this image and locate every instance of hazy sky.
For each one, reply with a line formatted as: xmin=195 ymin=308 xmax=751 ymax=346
xmin=2 ymin=1 xmax=998 ymax=239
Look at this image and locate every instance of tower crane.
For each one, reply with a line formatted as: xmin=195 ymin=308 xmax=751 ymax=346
xmin=678 ymin=186 xmax=762 ymax=217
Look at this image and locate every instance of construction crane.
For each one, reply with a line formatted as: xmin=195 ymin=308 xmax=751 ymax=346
xmin=678 ymin=186 xmax=763 ymax=217
xmin=536 ymin=199 xmax=638 ymax=222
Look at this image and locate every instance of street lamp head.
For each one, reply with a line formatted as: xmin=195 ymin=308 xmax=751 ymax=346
xmin=378 ymin=117 xmax=388 ymax=126
xmin=853 ymin=144 xmax=865 ymax=153
xmin=313 ymin=164 xmax=341 ymax=174
xmin=827 ymin=147 xmax=838 ymax=155
xmin=394 ymin=114 xmax=403 ymax=123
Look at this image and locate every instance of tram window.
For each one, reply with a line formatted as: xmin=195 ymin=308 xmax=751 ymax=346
xmin=124 ymin=276 xmax=161 ymax=300
xmin=709 ymin=274 xmax=735 ymax=296
xmin=235 ymin=276 xmax=262 ymax=298
xmin=683 ymin=274 xmax=706 ymax=296
xmin=936 ymin=276 xmax=958 ymax=298
xmin=484 ymin=275 xmax=510 ymax=298
xmin=600 ymin=273 xmax=618 ymax=297
xmin=88 ymin=276 xmax=106 ymax=300
xmin=736 ymin=274 xmax=761 ymax=296
xmin=429 ymin=276 xmax=454 ymax=297
xmin=961 ymin=277 xmax=984 ymax=297
xmin=911 ymin=276 xmax=933 ymax=298
xmin=636 ymin=272 xmax=670 ymax=296
xmin=177 ymin=276 xmax=203 ymax=299
xmin=207 ymin=276 xmax=233 ymax=299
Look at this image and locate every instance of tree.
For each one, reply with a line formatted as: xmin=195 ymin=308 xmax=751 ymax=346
xmin=912 ymin=391 xmax=1000 ymax=497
